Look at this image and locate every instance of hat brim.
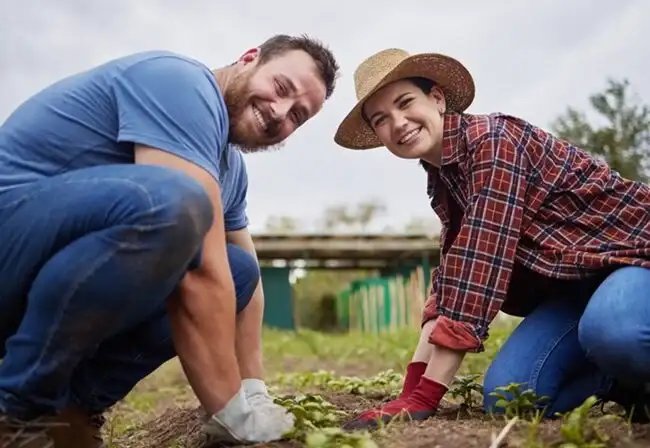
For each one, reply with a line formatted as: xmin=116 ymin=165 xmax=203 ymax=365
xmin=334 ymin=53 xmax=475 ymax=150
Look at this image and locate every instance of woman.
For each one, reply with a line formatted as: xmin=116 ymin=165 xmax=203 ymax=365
xmin=334 ymin=48 xmax=650 ymax=429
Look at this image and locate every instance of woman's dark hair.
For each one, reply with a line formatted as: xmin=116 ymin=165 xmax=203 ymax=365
xmin=407 ymin=76 xmax=436 ymax=94
xmin=362 ymin=77 xmax=437 ymax=126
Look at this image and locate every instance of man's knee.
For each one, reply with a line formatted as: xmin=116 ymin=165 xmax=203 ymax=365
xmin=152 ymin=168 xmax=213 ymax=246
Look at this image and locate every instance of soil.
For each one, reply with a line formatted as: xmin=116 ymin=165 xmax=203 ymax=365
xmin=113 ymin=391 xmax=650 ymax=448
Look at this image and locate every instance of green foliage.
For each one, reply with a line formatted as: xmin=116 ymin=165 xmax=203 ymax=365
xmin=305 ymin=428 xmax=378 ymax=448
xmin=274 ymin=394 xmax=376 ymax=448
xmin=274 ymin=394 xmax=345 ymax=437
xmin=489 ymin=382 xmax=549 ymax=420
xmin=263 ymin=328 xmax=418 ymax=373
xmin=275 ymin=369 xmax=402 ymax=399
xmin=448 ymin=374 xmax=484 ymax=411
xmin=556 ymin=396 xmax=616 ymax=448
xmin=552 ymin=78 xmax=650 ymax=182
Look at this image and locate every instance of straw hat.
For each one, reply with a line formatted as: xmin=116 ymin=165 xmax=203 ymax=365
xmin=334 ymin=48 xmax=475 ymax=150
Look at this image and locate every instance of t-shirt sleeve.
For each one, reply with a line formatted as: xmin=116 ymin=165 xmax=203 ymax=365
xmin=113 ymin=55 xmax=227 ymax=183
xmin=224 ymin=155 xmax=249 ymax=231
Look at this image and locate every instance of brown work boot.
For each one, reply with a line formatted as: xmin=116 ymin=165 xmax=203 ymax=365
xmin=0 ymin=412 xmax=56 ymax=448
xmin=48 ymin=407 xmax=105 ymax=448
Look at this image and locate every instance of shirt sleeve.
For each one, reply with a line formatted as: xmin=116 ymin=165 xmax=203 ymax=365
xmin=113 ymin=56 xmax=227 ymax=184
xmin=224 ymin=159 xmax=249 ymax=231
xmin=428 ymin=131 xmax=528 ymax=352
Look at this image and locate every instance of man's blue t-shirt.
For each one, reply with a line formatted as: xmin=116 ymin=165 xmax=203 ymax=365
xmin=0 ymin=51 xmax=248 ymax=231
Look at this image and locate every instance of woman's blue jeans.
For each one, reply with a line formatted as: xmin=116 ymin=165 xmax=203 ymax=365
xmin=483 ymin=266 xmax=650 ymax=416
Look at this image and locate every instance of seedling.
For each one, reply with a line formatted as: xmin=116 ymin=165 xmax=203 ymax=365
xmin=448 ymin=374 xmax=484 ymax=414
xmin=489 ymin=382 xmax=549 ymax=420
xmin=305 ymin=427 xmax=378 ymax=448
xmin=556 ymin=395 xmax=622 ymax=448
xmin=275 ymin=370 xmax=402 ymax=399
xmin=275 ymin=394 xmax=377 ymax=448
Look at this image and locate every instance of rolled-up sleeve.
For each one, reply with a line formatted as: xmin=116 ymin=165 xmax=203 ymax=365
xmin=425 ymin=132 xmax=528 ymax=352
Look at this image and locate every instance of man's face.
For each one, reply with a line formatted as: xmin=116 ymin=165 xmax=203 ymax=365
xmin=224 ymin=49 xmax=327 ymax=152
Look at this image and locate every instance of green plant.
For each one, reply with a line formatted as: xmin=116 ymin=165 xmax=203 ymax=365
xmin=556 ymin=396 xmax=616 ymax=448
xmin=274 ymin=393 xmax=346 ymax=438
xmin=305 ymin=427 xmax=377 ymax=448
xmin=326 ymin=370 xmax=402 ymax=398
xmin=275 ymin=370 xmax=337 ymax=389
xmin=448 ymin=374 xmax=484 ymax=413
xmin=275 ymin=369 xmax=403 ymax=399
xmin=489 ymin=383 xmax=549 ymax=420
xmin=275 ymin=394 xmax=377 ymax=448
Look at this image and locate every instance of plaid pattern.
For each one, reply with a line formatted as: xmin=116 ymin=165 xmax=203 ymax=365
xmin=423 ymin=112 xmax=650 ymax=352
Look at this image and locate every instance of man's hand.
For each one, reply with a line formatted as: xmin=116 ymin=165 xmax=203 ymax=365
xmin=204 ymin=386 xmax=295 ymax=444
xmin=242 ymin=378 xmax=287 ymax=409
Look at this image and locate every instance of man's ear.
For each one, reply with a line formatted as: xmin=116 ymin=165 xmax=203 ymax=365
xmin=238 ymin=48 xmax=260 ymax=66
xmin=429 ymin=86 xmax=447 ymax=114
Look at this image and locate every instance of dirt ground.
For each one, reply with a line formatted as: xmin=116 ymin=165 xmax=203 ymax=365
xmin=112 ymin=390 xmax=650 ymax=448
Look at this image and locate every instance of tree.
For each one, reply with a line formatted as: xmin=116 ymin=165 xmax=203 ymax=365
xmin=320 ymin=199 xmax=386 ymax=233
xmin=265 ymin=215 xmax=300 ymax=233
xmin=403 ymin=216 xmax=438 ymax=235
xmin=551 ymin=79 xmax=650 ymax=182
xmin=356 ymin=199 xmax=386 ymax=232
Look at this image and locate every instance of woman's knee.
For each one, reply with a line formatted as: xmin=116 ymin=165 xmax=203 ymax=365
xmin=482 ymin=361 xmax=523 ymax=413
xmin=579 ymin=267 xmax=650 ymax=379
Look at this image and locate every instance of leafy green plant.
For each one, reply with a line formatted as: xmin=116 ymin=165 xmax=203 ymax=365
xmin=556 ymin=395 xmax=618 ymax=448
xmin=489 ymin=383 xmax=549 ymax=420
xmin=274 ymin=394 xmax=377 ymax=448
xmin=275 ymin=370 xmax=337 ymax=389
xmin=274 ymin=393 xmax=346 ymax=438
xmin=326 ymin=370 xmax=402 ymax=398
xmin=305 ymin=427 xmax=377 ymax=448
xmin=275 ymin=369 xmax=402 ymax=399
xmin=448 ymin=374 xmax=484 ymax=413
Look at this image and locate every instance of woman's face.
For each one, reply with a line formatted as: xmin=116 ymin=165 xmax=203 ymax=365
xmin=363 ymin=79 xmax=446 ymax=162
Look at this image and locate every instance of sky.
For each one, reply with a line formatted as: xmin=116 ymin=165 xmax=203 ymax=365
xmin=2 ymin=0 xmax=649 ymax=234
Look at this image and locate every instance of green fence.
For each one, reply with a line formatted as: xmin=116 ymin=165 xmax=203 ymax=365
xmin=337 ymin=266 xmax=429 ymax=333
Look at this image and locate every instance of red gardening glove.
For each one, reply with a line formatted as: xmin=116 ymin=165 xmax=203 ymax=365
xmin=344 ymin=376 xmax=447 ymax=430
xmin=353 ymin=362 xmax=427 ymax=422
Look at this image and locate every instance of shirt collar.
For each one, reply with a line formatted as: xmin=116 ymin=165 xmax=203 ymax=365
xmin=440 ymin=112 xmax=466 ymax=166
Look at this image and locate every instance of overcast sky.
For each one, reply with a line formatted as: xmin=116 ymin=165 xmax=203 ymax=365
xmin=2 ymin=0 xmax=649 ymax=233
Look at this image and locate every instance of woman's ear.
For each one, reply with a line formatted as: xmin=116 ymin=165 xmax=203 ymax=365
xmin=429 ymin=86 xmax=447 ymax=115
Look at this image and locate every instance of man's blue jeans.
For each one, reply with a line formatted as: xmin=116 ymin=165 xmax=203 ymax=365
xmin=483 ymin=266 xmax=650 ymax=416
xmin=0 ymin=165 xmax=259 ymax=419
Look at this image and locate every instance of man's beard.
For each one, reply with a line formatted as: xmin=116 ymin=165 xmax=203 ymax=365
xmin=223 ymin=72 xmax=284 ymax=154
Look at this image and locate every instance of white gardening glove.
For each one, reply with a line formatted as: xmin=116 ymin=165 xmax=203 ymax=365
xmin=203 ymin=386 xmax=294 ymax=445
xmin=242 ymin=378 xmax=276 ymax=407
xmin=243 ymin=378 xmax=296 ymax=427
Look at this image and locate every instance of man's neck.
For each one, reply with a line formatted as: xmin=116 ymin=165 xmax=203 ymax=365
xmin=212 ymin=65 xmax=237 ymax=94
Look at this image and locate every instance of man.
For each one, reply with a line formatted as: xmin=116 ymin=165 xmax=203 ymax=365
xmin=0 ymin=34 xmax=339 ymax=447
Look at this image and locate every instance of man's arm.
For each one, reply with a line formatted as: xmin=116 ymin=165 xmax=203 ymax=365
xmin=226 ymin=228 xmax=265 ymax=379
xmin=135 ymin=145 xmax=240 ymax=414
